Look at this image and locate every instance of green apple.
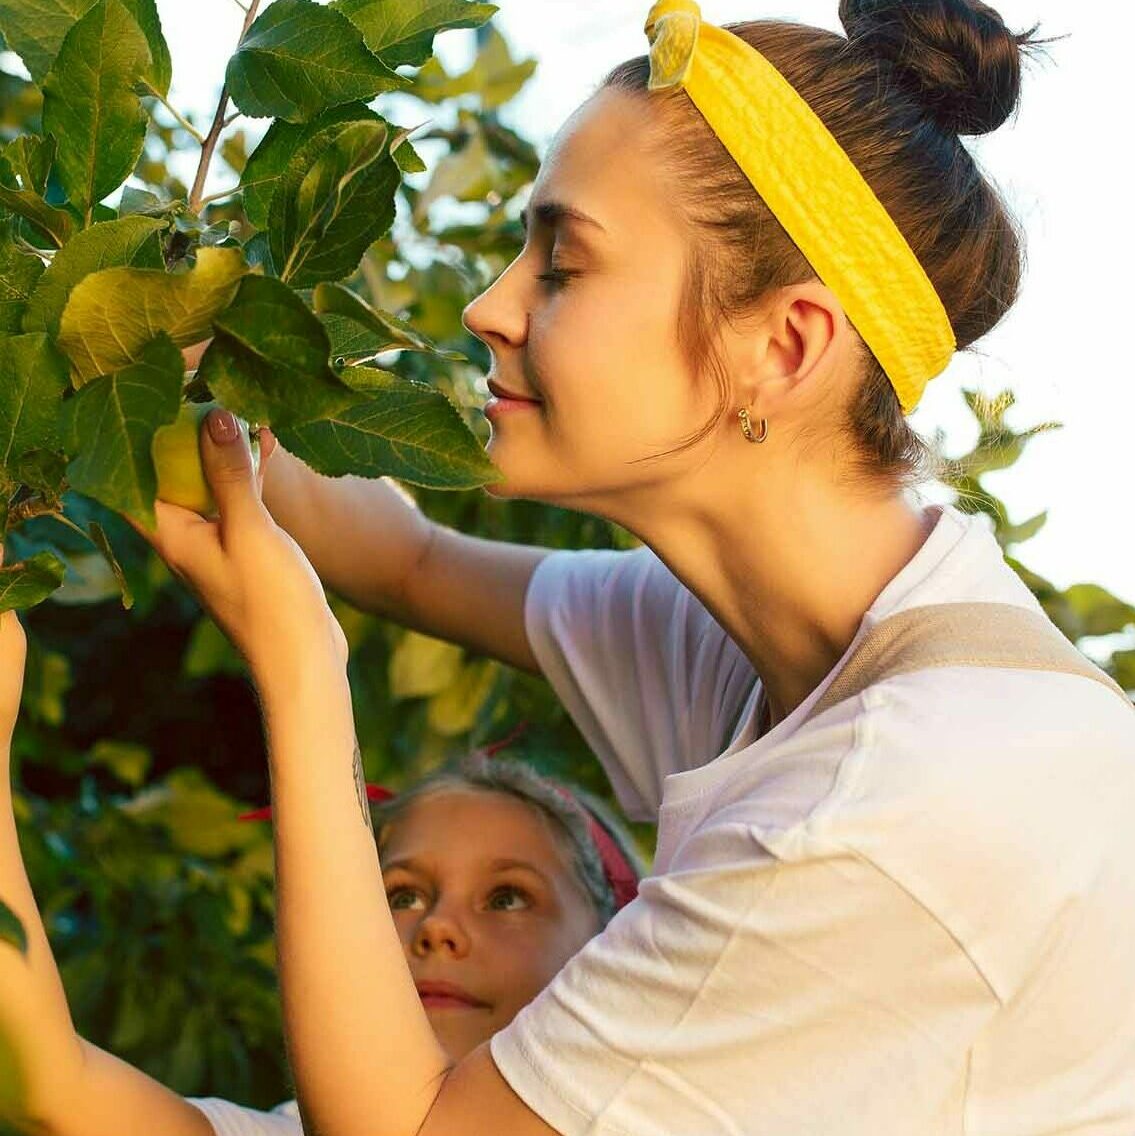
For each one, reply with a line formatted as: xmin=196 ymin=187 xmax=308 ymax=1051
xmin=152 ymin=400 xmax=261 ymax=517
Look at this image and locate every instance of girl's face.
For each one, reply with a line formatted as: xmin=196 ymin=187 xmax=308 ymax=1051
xmin=379 ymin=787 xmax=603 ymax=1062
xmin=462 ymin=88 xmax=720 ymax=519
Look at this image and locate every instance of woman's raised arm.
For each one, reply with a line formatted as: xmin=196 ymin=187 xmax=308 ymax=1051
xmin=261 ymin=445 xmax=548 ymax=675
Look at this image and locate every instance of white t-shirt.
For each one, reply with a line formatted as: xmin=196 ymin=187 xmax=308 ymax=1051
xmin=489 ymin=503 xmax=1135 ymax=1135
xmin=187 ymin=1096 xmax=301 ymax=1135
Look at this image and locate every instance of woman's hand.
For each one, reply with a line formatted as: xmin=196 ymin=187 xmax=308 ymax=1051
xmin=0 ymin=550 xmax=27 ymax=753
xmin=132 ymin=409 xmax=348 ymax=691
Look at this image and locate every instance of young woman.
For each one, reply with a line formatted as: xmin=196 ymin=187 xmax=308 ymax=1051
xmin=16 ymin=0 xmax=1135 ymax=1132
xmin=0 ymin=594 xmax=645 ymax=1136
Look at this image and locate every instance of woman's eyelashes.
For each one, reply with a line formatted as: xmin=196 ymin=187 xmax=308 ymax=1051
xmin=535 ymin=262 xmax=582 ymax=290
xmin=386 ymin=883 xmax=534 ymax=913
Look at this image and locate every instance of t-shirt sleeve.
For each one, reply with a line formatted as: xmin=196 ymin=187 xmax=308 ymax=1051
xmin=186 ymin=1097 xmax=303 ymax=1136
xmin=524 ymin=546 xmax=759 ymax=820
xmin=489 ymin=820 xmax=998 ymax=1136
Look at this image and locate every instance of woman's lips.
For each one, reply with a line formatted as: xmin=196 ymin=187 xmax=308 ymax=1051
xmin=484 ymin=394 xmax=542 ymax=419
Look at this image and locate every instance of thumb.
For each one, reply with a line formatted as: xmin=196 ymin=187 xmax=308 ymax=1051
xmin=200 ymin=408 xmax=264 ymax=528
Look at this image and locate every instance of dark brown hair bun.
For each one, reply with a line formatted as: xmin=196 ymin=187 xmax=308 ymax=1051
xmin=838 ymin=0 xmax=1037 ymax=136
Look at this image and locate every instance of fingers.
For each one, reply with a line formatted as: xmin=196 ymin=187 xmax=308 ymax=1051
xmin=254 ymin=427 xmax=277 ymax=497
xmin=200 ymin=409 xmax=267 ymax=533
xmin=181 ymin=338 xmax=212 ymax=372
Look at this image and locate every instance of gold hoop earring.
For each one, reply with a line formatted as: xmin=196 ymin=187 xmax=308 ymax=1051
xmin=738 ymin=408 xmax=768 ymax=444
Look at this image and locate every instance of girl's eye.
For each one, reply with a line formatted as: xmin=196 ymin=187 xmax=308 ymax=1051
xmin=386 ymin=885 xmax=532 ymax=912
xmin=387 ymin=886 xmax=422 ymax=911
xmin=487 ymin=885 xmax=531 ymax=912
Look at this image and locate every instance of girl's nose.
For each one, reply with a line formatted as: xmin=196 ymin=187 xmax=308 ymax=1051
xmin=411 ymin=908 xmax=472 ymax=958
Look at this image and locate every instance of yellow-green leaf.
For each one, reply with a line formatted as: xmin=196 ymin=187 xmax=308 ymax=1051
xmin=427 ymin=658 xmax=498 ymax=736
xmin=58 ymin=247 xmax=247 ymax=385
xmin=389 ymin=630 xmax=463 ymax=699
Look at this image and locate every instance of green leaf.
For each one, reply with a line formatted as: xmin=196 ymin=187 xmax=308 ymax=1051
xmin=0 ymin=549 xmax=67 ymax=611
xmin=0 ymin=0 xmax=93 ymax=83
xmin=1 ymin=135 xmax=55 ymax=195
xmin=116 ymin=185 xmax=171 ymax=218
xmin=183 ymin=615 xmax=245 ymax=678
xmin=42 ymin=0 xmax=151 ymax=219
xmin=89 ymin=738 xmax=150 ymax=787
xmin=239 ymin=102 xmax=380 ymax=229
xmin=22 ymin=215 xmax=165 ymax=338
xmin=119 ymin=767 xmax=260 ymax=857
xmin=392 ymin=133 xmax=426 ymax=174
xmin=58 ymin=246 xmax=247 ymax=385
xmin=0 ymin=0 xmax=170 ymax=94
xmin=274 ymin=369 xmax=500 ymax=489
xmin=12 ymin=449 xmax=68 ymax=506
xmin=388 ymin=630 xmax=463 ymax=698
xmin=319 ymin=312 xmax=388 ymax=362
xmin=1062 ymin=584 xmax=1135 ymax=639
xmin=1108 ymin=649 xmax=1135 ymax=694
xmin=413 ymin=121 xmax=499 ymax=222
xmin=225 ymin=0 xmax=403 ymax=124
xmin=87 ymin=519 xmax=133 ymax=609
xmin=0 ymin=897 xmax=27 ymax=954
xmin=195 ymin=274 xmax=367 ymax=429
xmin=20 ymin=635 xmax=71 ymax=725
xmin=313 ymin=282 xmax=465 ymax=361
xmin=407 ymin=25 xmax=535 ymax=109
xmin=427 ymin=657 xmax=498 ymax=736
xmin=120 ymin=0 xmax=170 ymax=96
xmin=57 ymin=333 xmax=183 ymax=529
xmin=997 ymin=509 xmax=1047 ymax=550
xmin=270 ymin=118 xmax=400 ymax=286
xmin=331 ymin=0 xmax=497 ymax=68
xmin=0 ymin=185 xmax=75 ymax=250
xmin=0 ymin=224 xmax=45 ymax=334
xmin=0 ymin=333 xmax=70 ymax=480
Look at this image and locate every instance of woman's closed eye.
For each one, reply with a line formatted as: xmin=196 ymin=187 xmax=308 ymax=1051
xmin=535 ymin=263 xmax=582 ymax=290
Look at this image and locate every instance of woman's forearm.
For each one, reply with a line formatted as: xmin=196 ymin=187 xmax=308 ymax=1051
xmin=261 ymin=447 xmax=434 ymax=622
xmin=255 ymin=658 xmax=453 ymax=1136
xmin=0 ymin=754 xmax=88 ymax=1128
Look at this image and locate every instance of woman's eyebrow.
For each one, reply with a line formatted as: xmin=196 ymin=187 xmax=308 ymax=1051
xmin=520 ymin=200 xmax=607 ymax=235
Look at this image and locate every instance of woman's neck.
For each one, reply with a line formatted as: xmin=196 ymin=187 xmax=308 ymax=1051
xmin=617 ymin=465 xmax=935 ymax=729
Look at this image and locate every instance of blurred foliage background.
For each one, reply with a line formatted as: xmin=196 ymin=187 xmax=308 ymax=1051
xmin=3 ymin=12 xmax=1133 ymax=1110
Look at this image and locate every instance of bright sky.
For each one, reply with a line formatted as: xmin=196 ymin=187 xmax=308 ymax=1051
xmin=14 ymin=1 xmax=1133 ymax=611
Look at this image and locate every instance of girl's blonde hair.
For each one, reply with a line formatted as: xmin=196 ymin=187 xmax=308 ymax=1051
xmin=371 ymin=751 xmax=649 ymax=929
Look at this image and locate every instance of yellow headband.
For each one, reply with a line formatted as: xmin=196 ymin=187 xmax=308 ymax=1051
xmin=644 ymin=0 xmax=956 ymax=414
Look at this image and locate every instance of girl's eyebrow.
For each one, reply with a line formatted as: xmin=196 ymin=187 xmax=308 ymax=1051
xmin=520 ymin=200 xmax=607 ymax=236
xmin=381 ymin=855 xmax=552 ymax=886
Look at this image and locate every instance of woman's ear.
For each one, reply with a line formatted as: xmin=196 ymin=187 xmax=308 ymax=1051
xmin=731 ymin=281 xmax=846 ymax=415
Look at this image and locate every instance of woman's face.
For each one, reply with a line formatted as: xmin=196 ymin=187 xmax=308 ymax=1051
xmin=379 ymin=787 xmax=602 ymax=1062
xmin=462 ymin=88 xmax=720 ymax=517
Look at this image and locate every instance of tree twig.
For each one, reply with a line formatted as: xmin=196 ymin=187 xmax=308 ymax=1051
xmin=142 ymin=82 xmax=206 ymax=145
xmin=189 ymin=0 xmax=261 ymax=214
xmin=195 ymin=185 xmax=244 ymax=209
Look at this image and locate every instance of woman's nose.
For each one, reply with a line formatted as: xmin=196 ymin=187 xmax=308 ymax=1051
xmin=461 ymin=261 xmax=528 ymax=349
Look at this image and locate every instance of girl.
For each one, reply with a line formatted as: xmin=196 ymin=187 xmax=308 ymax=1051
xmin=24 ymin=0 xmax=1135 ymax=1132
xmin=0 ymin=592 xmax=646 ymax=1136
